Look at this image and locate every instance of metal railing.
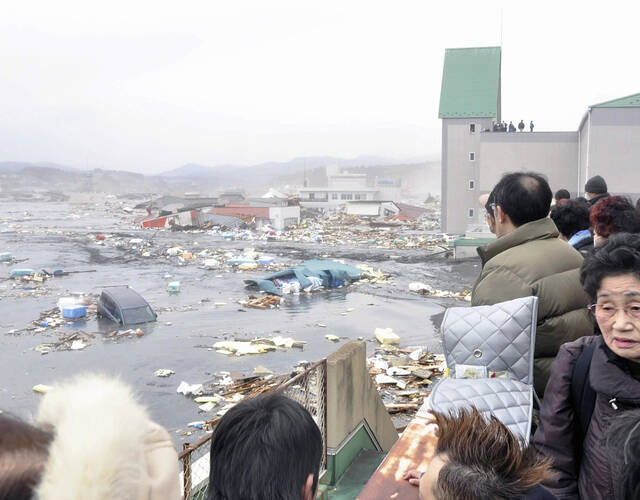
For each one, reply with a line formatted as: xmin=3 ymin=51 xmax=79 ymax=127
xmin=178 ymin=359 xmax=327 ymax=500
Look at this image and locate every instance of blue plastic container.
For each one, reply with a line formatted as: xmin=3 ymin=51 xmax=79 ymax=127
xmin=62 ymin=305 xmax=87 ymax=319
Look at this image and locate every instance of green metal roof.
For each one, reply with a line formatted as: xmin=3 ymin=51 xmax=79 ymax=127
xmin=438 ymin=47 xmax=501 ymax=119
xmin=591 ymin=93 xmax=640 ymax=108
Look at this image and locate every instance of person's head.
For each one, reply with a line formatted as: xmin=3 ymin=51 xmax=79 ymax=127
xmin=0 ymin=414 xmax=52 ymax=500
xmin=606 ymin=409 xmax=640 ymax=500
xmin=554 ymin=189 xmax=571 ymax=202
xmin=581 ymin=233 xmax=640 ymax=362
xmin=419 ymin=408 xmax=550 ymax=500
xmin=590 ymin=196 xmax=640 ymax=246
xmin=489 ymin=172 xmax=553 ymax=237
xmin=585 ymin=175 xmax=608 ymax=199
xmin=207 ymin=393 xmax=323 ymax=500
xmin=550 ymin=199 xmax=591 ymax=240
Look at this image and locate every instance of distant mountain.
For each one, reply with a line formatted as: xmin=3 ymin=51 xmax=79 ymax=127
xmin=0 ymin=161 xmax=82 ymax=174
xmin=159 ymin=155 xmax=416 ymax=179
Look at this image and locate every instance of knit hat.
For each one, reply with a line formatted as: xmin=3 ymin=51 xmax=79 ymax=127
xmin=585 ymin=175 xmax=607 ymax=194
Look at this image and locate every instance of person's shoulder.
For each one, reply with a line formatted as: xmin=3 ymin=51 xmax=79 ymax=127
xmin=559 ymin=335 xmax=599 ymax=359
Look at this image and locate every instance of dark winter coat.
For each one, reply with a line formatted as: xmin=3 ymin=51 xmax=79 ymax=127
xmin=533 ymin=335 xmax=640 ymax=499
xmin=472 ymin=218 xmax=592 ymax=396
xmin=587 ymin=193 xmax=610 ymax=208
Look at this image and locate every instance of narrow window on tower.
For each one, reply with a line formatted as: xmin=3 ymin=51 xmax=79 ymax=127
xmin=469 ymin=152 xmax=475 ymax=161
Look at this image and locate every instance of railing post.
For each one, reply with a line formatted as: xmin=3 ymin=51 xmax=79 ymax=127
xmin=182 ymin=443 xmax=192 ymax=500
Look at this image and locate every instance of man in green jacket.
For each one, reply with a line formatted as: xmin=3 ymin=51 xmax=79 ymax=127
xmin=472 ymin=172 xmax=591 ymax=396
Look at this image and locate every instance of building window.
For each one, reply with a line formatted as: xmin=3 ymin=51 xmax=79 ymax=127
xmin=468 ymin=180 xmax=475 ymax=190
xmin=354 ymin=193 xmax=362 ymax=200
xmin=331 ymin=192 xmax=338 ymax=200
xmin=341 ymin=193 xmax=354 ymax=201
xmin=468 ymin=208 xmax=474 ymax=218
xmin=309 ymin=193 xmax=315 ymax=200
xmin=469 ymin=152 xmax=475 ymax=161
xmin=469 ymin=123 xmax=476 ymax=133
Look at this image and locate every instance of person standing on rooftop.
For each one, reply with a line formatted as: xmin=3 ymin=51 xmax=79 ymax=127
xmin=530 ymin=120 xmax=535 ymax=132
xmin=472 ymin=172 xmax=591 ymax=396
xmin=518 ymin=120 xmax=525 ymax=132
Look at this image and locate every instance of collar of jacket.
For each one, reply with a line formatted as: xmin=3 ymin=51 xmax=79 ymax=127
xmin=568 ymin=229 xmax=592 ymax=247
xmin=590 ymin=336 xmax=640 ymax=404
xmin=476 ymin=218 xmax=559 ymax=265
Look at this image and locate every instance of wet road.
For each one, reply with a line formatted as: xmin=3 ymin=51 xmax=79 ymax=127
xmin=0 ymin=198 xmax=478 ymax=443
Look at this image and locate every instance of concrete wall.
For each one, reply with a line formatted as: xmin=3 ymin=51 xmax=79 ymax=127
xmin=268 ymin=206 xmax=300 ymax=230
xmin=586 ymin=107 xmax=640 ymax=198
xmin=326 ymin=341 xmax=398 ymax=452
xmin=441 ymin=117 xmax=493 ymax=234
xmin=478 ymin=131 xmax=578 ymax=194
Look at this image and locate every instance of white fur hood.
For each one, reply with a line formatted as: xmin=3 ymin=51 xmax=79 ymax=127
xmin=35 ymin=373 xmax=181 ymax=500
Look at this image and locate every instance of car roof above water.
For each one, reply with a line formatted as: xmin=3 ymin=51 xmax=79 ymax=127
xmin=101 ymin=286 xmax=150 ymax=309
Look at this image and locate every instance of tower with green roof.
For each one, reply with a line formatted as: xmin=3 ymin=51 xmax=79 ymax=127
xmin=439 ymin=46 xmax=502 ymax=234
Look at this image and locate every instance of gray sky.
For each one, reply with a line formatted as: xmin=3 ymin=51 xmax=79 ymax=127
xmin=1 ymin=1 xmax=638 ymax=174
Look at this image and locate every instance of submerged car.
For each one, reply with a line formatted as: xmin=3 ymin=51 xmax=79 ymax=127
xmin=97 ymin=286 xmax=157 ymax=326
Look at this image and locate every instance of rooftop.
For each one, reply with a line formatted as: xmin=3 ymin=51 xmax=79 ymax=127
xmin=438 ymin=46 xmax=501 ymax=119
xmin=592 ymin=92 xmax=640 ymax=108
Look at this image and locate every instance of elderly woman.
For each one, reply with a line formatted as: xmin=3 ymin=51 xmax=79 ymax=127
xmin=533 ymin=233 xmax=640 ymax=499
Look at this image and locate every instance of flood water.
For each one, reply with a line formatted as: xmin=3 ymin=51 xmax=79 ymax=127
xmin=0 ymin=197 xmax=478 ymax=444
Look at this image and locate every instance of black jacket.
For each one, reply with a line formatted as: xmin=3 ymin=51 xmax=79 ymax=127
xmin=587 ymin=193 xmax=610 ymax=208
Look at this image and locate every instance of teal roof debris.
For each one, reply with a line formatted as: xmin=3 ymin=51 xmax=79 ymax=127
xmin=591 ymin=93 xmax=640 ymax=108
xmin=438 ymin=47 xmax=501 ymax=119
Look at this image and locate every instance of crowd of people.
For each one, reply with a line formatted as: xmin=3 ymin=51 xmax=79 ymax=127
xmin=493 ymin=120 xmax=535 ymax=132
xmin=1 ymin=174 xmax=640 ymax=500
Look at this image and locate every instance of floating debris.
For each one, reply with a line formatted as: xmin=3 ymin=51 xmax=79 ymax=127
xmin=154 ymin=369 xmax=176 ymax=377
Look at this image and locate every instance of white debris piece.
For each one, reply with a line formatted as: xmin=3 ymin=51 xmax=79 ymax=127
xmin=70 ymin=340 xmax=87 ymax=350
xmin=198 ymin=402 xmax=216 ymax=412
xmin=375 ymin=327 xmax=400 ymax=345
xmin=176 ymin=381 xmax=204 ymax=396
xmin=154 ymin=369 xmax=175 ymax=377
xmin=32 ymin=384 xmax=53 ymax=394
xmin=409 ymin=282 xmax=434 ymax=293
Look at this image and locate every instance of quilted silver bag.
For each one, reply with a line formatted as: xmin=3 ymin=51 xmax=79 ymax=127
xmin=426 ymin=296 xmax=538 ymax=442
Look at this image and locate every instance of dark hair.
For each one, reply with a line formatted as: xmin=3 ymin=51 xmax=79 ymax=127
xmin=0 ymin=414 xmax=52 ymax=500
xmin=580 ymin=233 xmax=640 ymax=301
xmin=606 ymin=409 xmax=640 ymax=500
xmin=207 ymin=393 xmax=323 ymax=500
xmin=554 ymin=189 xmax=571 ymax=201
xmin=550 ymin=199 xmax=591 ymax=239
xmin=492 ymin=172 xmax=553 ymax=226
xmin=433 ymin=408 xmax=551 ymax=500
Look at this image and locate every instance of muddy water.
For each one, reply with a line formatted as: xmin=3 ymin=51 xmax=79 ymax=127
xmin=0 ymin=198 xmax=478 ymax=443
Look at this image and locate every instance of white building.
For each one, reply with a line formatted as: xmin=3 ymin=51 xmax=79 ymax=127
xmin=299 ymin=166 xmax=399 ymax=209
xmin=439 ymin=46 xmax=640 ymax=234
xmin=346 ymin=201 xmax=400 ymax=217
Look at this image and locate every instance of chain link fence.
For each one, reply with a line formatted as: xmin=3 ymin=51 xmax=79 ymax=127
xmin=178 ymin=359 xmax=327 ymax=500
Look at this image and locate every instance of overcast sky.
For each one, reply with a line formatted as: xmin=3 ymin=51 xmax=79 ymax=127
xmin=1 ymin=1 xmax=638 ymax=174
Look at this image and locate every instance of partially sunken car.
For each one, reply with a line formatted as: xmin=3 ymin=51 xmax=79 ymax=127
xmin=97 ymin=286 xmax=157 ymax=326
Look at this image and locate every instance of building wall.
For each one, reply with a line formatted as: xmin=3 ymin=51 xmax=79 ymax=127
xmin=478 ymin=131 xmax=578 ymax=195
xmin=441 ymin=117 xmax=493 ymax=234
xmin=578 ymin=113 xmax=589 ymax=195
xmin=585 ymin=107 xmax=640 ymax=198
xmin=328 ymin=174 xmax=368 ymax=190
xmin=268 ymin=206 xmax=301 ymax=230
